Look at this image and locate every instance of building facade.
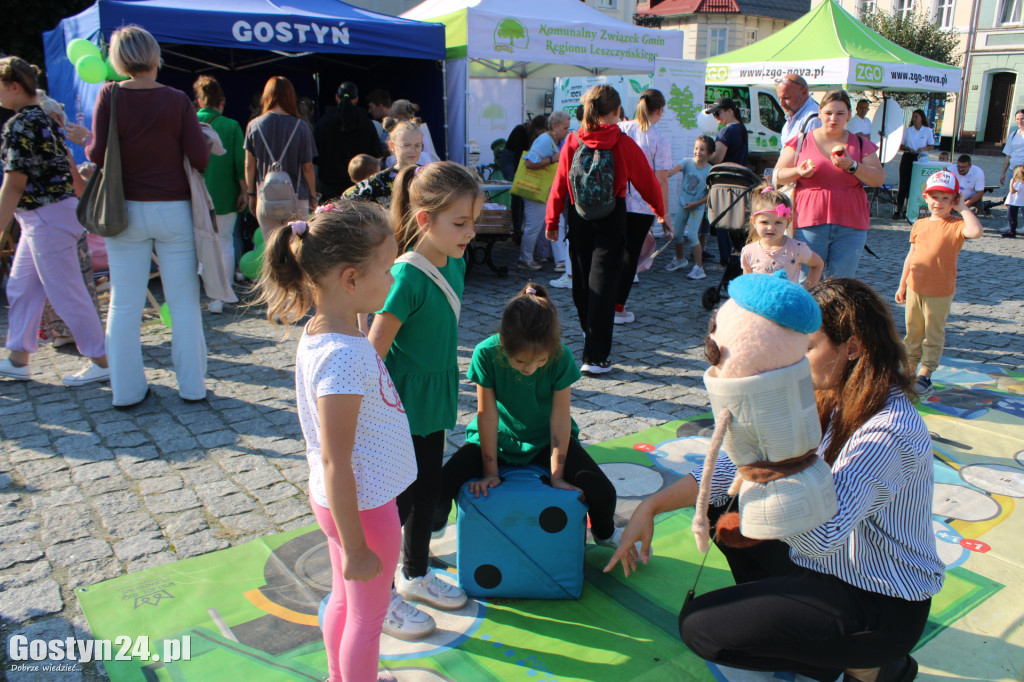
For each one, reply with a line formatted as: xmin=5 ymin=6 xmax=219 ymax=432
xmin=635 ymin=0 xmax=810 ymax=60
xmin=959 ymin=0 xmax=1024 ymax=146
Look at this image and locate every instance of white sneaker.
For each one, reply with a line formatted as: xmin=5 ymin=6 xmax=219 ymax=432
xmin=633 ymin=274 xmax=640 ymax=283
xmin=234 ymin=270 xmax=246 ymax=283
xmin=61 ymin=362 xmax=110 ymax=387
xmin=208 ymin=300 xmax=224 ymax=314
xmin=396 ymin=571 xmax=468 ymax=611
xmin=549 ymin=273 xmax=572 ymax=289
xmin=580 ymin=361 xmax=613 ymax=375
xmin=0 ymin=358 xmax=30 ymax=381
xmin=382 ymin=590 xmax=435 ymax=640
xmin=665 ymin=257 xmax=687 ymax=272
xmin=614 ymin=310 xmax=635 ymax=324
xmin=594 ymin=526 xmax=625 ymax=548
xmin=594 ymin=526 xmax=648 ymax=555
xmin=686 ymin=265 xmax=706 ymax=280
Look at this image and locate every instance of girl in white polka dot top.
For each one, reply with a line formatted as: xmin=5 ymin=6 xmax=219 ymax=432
xmin=256 ymin=200 xmax=416 ymax=682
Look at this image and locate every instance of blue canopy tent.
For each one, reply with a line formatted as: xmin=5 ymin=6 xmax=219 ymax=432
xmin=43 ymin=0 xmax=447 ymax=161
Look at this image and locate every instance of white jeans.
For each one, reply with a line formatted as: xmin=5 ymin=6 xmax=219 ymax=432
xmin=214 ymin=212 xmax=238 ymax=303
xmin=105 ymin=200 xmax=207 ymax=404
xmin=551 ymin=214 xmax=570 ymax=275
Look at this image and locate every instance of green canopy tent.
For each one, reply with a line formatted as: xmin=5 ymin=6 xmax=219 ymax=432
xmin=704 ymin=0 xmax=960 ymax=93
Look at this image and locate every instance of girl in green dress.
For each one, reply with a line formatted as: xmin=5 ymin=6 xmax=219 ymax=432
xmin=368 ymin=161 xmax=483 ymax=639
xmin=435 ymin=284 xmax=623 ymax=548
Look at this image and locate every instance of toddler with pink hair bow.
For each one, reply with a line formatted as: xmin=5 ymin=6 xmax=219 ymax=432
xmin=740 ymin=184 xmax=824 ymax=287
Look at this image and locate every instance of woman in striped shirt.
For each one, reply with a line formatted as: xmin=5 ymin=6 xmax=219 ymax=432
xmin=606 ymin=278 xmax=943 ymax=682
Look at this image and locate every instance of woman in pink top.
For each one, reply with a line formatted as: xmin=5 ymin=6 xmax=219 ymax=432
xmin=775 ymin=90 xmax=884 ymax=279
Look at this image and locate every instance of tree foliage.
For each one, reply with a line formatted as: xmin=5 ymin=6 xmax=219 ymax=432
xmin=860 ymin=6 xmax=962 ymax=106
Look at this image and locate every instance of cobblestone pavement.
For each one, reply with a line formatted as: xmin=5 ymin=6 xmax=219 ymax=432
xmin=1 ymin=202 xmax=1022 ymax=680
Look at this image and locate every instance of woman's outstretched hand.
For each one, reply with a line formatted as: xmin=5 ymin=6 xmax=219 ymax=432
xmin=603 ymin=506 xmax=654 ymax=577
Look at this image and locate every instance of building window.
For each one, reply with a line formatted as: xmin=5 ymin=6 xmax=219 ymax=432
xmin=859 ymin=0 xmax=877 ymax=17
xmin=596 ymin=0 xmax=617 ymax=8
xmin=709 ymin=27 xmax=728 ymax=57
xmin=746 ymin=29 xmax=758 ymax=45
xmin=893 ymin=0 xmax=914 ymax=21
xmin=1000 ymin=0 xmax=1023 ymax=24
xmin=935 ymin=0 xmax=954 ymax=27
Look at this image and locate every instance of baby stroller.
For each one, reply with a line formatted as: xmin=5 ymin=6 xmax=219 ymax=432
xmin=701 ymin=163 xmax=762 ymax=310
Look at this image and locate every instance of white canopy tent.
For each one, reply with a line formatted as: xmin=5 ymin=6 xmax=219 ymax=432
xmin=402 ymin=0 xmax=686 ymax=162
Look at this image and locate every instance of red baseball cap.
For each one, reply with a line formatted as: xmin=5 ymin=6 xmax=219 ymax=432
xmin=924 ymin=170 xmax=960 ymax=194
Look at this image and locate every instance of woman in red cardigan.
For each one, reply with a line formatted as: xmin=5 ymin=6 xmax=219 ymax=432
xmin=545 ymin=85 xmax=668 ymax=374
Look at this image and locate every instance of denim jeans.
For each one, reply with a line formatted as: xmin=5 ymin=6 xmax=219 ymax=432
xmin=105 ymin=200 xmax=207 ymax=405
xmin=796 ymin=223 xmax=868 ymax=280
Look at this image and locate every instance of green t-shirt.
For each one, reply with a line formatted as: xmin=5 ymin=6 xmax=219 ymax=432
xmin=465 ymin=334 xmax=581 ymax=465
xmin=378 ymin=255 xmax=465 ymax=436
xmin=197 ymin=108 xmax=245 ymax=215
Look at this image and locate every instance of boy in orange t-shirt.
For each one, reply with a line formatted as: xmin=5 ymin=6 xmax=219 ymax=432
xmin=896 ymin=170 xmax=983 ymax=397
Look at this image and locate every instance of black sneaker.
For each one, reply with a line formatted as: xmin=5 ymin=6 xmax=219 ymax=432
xmin=581 ymin=361 xmax=613 ymax=375
xmin=1001 ymin=232 xmax=1017 ymax=238
xmin=913 ymin=375 xmax=934 ymax=398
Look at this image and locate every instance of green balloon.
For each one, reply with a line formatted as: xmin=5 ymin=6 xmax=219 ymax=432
xmin=105 ymin=57 xmax=128 ymax=82
xmin=67 ymin=38 xmax=101 ymax=64
xmin=239 ymin=250 xmax=263 ymax=280
xmin=253 ymin=229 xmax=264 ymax=249
xmin=76 ymin=55 xmax=107 ymax=84
xmin=159 ymin=302 xmax=172 ymax=328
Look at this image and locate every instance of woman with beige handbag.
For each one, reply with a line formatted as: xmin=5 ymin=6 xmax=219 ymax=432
xmin=86 ymin=26 xmax=210 ymax=408
xmin=516 ymin=111 xmax=570 ymax=270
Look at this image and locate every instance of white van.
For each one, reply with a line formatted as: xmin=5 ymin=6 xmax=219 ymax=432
xmin=705 ymin=85 xmax=790 ymax=164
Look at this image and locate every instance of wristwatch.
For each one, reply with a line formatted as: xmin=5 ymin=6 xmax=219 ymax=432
xmin=846 ymin=160 xmax=859 ymax=174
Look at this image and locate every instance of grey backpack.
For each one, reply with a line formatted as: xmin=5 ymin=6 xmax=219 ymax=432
xmin=256 ymin=119 xmax=302 ymax=223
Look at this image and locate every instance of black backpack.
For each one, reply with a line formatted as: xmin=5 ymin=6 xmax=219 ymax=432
xmin=569 ymin=134 xmax=617 ymax=221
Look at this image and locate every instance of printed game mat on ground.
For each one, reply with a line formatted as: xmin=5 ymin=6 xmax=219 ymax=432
xmin=79 ymin=357 xmax=1024 ymax=681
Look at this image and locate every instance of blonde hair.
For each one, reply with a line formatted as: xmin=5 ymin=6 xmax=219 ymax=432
xmin=1012 ymin=165 xmax=1024 ymax=186
xmin=389 ymin=99 xmax=422 ymax=125
xmin=0 ymin=56 xmax=40 ymax=97
xmin=109 ymin=25 xmax=162 ymax=76
xmin=581 ymin=85 xmax=621 ymax=133
xmin=383 ymin=118 xmax=421 ymax=137
xmin=390 ymin=161 xmax=482 ymax=253
xmin=634 ymin=89 xmax=666 ymax=132
xmin=747 ymin=182 xmax=792 ymax=243
xmin=255 ymin=201 xmax=393 ymax=326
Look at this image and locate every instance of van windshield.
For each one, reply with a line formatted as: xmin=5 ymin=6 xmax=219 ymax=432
xmin=758 ymin=92 xmax=785 ymax=133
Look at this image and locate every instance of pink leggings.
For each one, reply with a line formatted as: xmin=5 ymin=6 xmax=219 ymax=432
xmin=312 ymin=498 xmax=401 ymax=682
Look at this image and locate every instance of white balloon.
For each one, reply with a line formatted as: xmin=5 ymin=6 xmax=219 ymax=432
xmin=696 ymin=110 xmax=720 ymax=136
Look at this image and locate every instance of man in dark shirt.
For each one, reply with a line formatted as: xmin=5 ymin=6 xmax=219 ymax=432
xmin=314 ymin=82 xmax=384 ymax=199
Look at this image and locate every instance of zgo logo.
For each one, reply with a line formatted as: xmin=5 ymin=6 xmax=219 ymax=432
xmin=855 ymin=63 xmax=883 ymax=84
xmin=706 ymin=66 xmax=729 ymax=83
xmin=494 ymin=18 xmax=528 ymax=54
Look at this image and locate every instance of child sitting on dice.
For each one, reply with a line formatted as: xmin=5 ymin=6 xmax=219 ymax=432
xmin=434 ymin=283 xmax=624 ymax=547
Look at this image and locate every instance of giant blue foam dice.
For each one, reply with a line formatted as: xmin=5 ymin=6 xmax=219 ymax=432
xmin=456 ymin=466 xmax=587 ymax=599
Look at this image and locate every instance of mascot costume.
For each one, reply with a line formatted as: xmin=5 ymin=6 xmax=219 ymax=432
xmin=693 ymin=272 xmax=838 ymax=552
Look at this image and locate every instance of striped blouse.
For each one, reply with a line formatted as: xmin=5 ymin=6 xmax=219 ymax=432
xmin=691 ymin=387 xmax=944 ymax=602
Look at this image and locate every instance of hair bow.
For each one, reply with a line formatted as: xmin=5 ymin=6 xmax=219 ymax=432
xmin=289 ymin=220 xmax=308 ymax=237
xmin=315 ymin=204 xmax=341 ymax=215
xmin=525 ymin=287 xmax=536 ymax=294
xmin=752 ymin=204 xmax=792 ymax=219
